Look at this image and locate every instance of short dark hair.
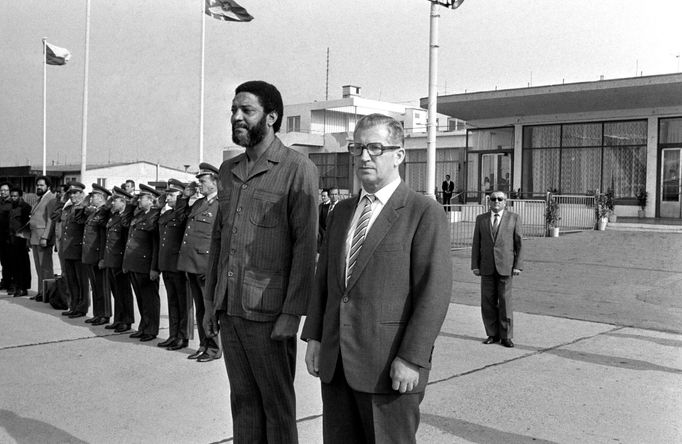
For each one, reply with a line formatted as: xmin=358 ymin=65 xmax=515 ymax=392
xmin=354 ymin=113 xmax=404 ymax=146
xmin=10 ymin=187 xmax=23 ymax=196
xmin=235 ymin=80 xmax=284 ymax=133
xmin=125 ymin=179 xmax=136 ymax=187
xmin=36 ymin=175 xmax=51 ymax=187
xmin=0 ymin=182 xmax=11 ymax=189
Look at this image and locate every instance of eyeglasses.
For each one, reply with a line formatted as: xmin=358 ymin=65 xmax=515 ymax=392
xmin=490 ymin=197 xmax=506 ymax=202
xmin=347 ymin=142 xmax=401 ymax=157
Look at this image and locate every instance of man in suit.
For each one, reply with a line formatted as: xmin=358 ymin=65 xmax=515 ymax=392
xmin=123 ymin=184 xmax=161 ymax=342
xmin=103 ymin=186 xmax=135 ymax=333
xmin=178 ymin=164 xmax=221 ymax=361
xmin=204 ymin=81 xmax=318 ymax=443
xmin=442 ymin=174 xmax=454 ymax=211
xmin=471 ymin=190 xmax=523 ymax=348
xmin=0 ymin=182 xmax=12 ymax=292
xmin=60 ymin=182 xmax=90 ymax=318
xmin=156 ymin=179 xmax=191 ymax=351
xmin=82 ymin=184 xmax=112 ymax=326
xmin=302 ymin=113 xmax=451 ymax=443
xmin=318 ymin=189 xmax=331 ymax=251
xmin=28 ymin=175 xmax=57 ymax=301
xmin=7 ymin=188 xmax=32 ymax=296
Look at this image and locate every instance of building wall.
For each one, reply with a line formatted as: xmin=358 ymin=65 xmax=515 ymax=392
xmin=80 ymin=163 xmax=197 ymax=192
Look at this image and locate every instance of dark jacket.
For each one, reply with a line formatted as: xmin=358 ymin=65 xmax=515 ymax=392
xmin=9 ymin=200 xmax=31 ymax=236
xmin=471 ymin=210 xmax=523 ymax=276
xmin=122 ymin=207 xmax=159 ymax=274
xmin=103 ymin=204 xmax=135 ymax=269
xmin=81 ymin=205 xmax=111 ymax=265
xmin=177 ymin=196 xmax=217 ymax=275
xmin=156 ymin=198 xmax=188 ymax=273
xmin=60 ymin=203 xmax=88 ymax=260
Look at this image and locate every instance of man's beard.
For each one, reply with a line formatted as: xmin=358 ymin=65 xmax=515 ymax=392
xmin=36 ymin=189 xmax=45 ymax=196
xmin=232 ymin=115 xmax=268 ymax=148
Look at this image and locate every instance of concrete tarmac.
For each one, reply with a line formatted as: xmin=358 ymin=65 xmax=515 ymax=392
xmin=1 ymin=230 xmax=681 ymax=443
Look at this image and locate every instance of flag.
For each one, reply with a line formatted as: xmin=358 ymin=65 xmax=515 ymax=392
xmin=45 ymin=42 xmax=71 ymax=65
xmin=205 ymin=0 xmax=253 ymax=22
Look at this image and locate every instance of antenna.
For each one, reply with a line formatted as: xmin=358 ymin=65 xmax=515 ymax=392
xmin=325 ymin=47 xmax=330 ymax=100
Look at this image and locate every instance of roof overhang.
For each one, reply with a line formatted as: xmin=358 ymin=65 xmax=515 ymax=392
xmin=420 ymin=73 xmax=682 ymax=121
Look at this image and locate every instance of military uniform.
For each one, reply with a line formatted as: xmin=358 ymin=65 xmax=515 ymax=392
xmin=82 ymin=184 xmax=112 ymax=325
xmin=60 ymin=182 xmax=90 ymax=317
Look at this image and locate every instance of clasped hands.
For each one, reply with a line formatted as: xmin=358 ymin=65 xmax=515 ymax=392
xmin=202 ymin=312 xmax=300 ymax=341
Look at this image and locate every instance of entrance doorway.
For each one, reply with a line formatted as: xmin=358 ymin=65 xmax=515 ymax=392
xmin=660 ymin=148 xmax=682 ymax=218
xmin=468 ymin=152 xmax=512 ymax=202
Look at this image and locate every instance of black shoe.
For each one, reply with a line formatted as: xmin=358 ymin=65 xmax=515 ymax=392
xmin=85 ymin=317 xmax=99 ymax=324
xmin=167 ymin=339 xmax=189 ymax=351
xmin=61 ymin=310 xmax=74 ymax=316
xmin=157 ymin=337 xmax=176 ymax=348
xmin=35 ymin=295 xmax=43 ymax=302
xmin=197 ymin=349 xmax=222 ymax=362
xmin=187 ymin=347 xmax=206 ymax=360
xmin=115 ymin=324 xmax=131 ymax=333
xmin=501 ymin=339 xmax=514 ymax=348
xmin=104 ymin=323 xmax=120 ymax=330
xmin=483 ymin=336 xmax=500 ymax=344
xmin=92 ymin=317 xmax=110 ymax=326
xmin=139 ymin=334 xmax=156 ymax=342
xmin=13 ymin=289 xmax=28 ymax=297
xmin=129 ymin=331 xmax=144 ymax=338
xmin=68 ymin=311 xmax=86 ymax=318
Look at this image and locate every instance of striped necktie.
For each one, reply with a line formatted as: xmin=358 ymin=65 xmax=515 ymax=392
xmin=493 ymin=213 xmax=500 ymax=236
xmin=346 ymin=194 xmax=375 ymax=283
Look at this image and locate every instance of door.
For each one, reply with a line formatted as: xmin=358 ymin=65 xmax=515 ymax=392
xmin=660 ymin=148 xmax=681 ymax=218
xmin=481 ymin=153 xmax=512 ymax=194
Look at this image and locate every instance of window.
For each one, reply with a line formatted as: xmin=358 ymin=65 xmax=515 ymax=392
xmin=403 ymin=148 xmax=463 ymax=193
xmin=96 ymin=178 xmax=107 ymax=187
xmin=468 ymin=127 xmax=514 ymax=151
xmin=309 ymin=153 xmax=350 ymax=189
xmin=287 ymin=116 xmax=300 ymax=133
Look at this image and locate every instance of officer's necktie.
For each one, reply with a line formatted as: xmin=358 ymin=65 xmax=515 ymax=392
xmin=346 ymin=194 xmax=375 ymax=284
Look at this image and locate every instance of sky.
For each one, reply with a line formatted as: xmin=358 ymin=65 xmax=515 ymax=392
xmin=1 ymin=0 xmax=681 ymax=170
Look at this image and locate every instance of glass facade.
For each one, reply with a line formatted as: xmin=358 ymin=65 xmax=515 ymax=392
xmin=309 ymin=152 xmax=350 ymax=190
xmin=522 ymin=120 xmax=647 ymax=199
xmin=402 ymin=148 xmax=464 ymax=194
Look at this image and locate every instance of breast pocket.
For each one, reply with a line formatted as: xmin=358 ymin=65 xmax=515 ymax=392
xmin=249 ymin=190 xmax=282 ymax=228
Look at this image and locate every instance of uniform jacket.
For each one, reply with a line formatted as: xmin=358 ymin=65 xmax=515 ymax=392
xmin=81 ymin=205 xmax=111 ymax=265
xmin=60 ymin=203 xmax=88 ymax=260
xmin=204 ymin=137 xmax=318 ymax=322
xmin=122 ymin=207 xmax=159 ymax=274
xmin=157 ymin=198 xmax=188 ymax=273
xmin=28 ymin=190 xmax=57 ymax=245
xmin=471 ymin=210 xmax=523 ymax=276
xmin=103 ymin=204 xmax=134 ymax=269
xmin=301 ymin=182 xmax=451 ymax=394
xmin=176 ymin=196 xmax=215 ymax=274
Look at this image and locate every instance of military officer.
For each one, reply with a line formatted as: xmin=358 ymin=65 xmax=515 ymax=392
xmin=123 ymin=184 xmax=161 ymax=342
xmin=103 ymin=186 xmax=136 ymax=333
xmin=60 ymin=182 xmax=90 ymax=318
xmin=178 ymin=163 xmax=221 ymax=362
xmin=156 ymin=179 xmax=191 ymax=351
xmin=82 ymin=184 xmax=112 ymax=326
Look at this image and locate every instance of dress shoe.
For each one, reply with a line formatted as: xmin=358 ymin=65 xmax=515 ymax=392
xmin=196 ymin=349 xmax=222 ymax=363
xmin=61 ymin=310 xmax=74 ymax=316
xmin=115 ymin=324 xmax=131 ymax=333
xmin=139 ymin=334 xmax=157 ymax=342
xmin=85 ymin=317 xmax=99 ymax=324
xmin=129 ymin=331 xmax=144 ymax=338
xmin=68 ymin=311 xmax=86 ymax=318
xmin=29 ymin=295 xmax=37 ymax=300
xmin=14 ymin=289 xmax=28 ymax=297
xmin=187 ymin=347 xmax=207 ymax=360
xmin=104 ymin=323 xmax=120 ymax=330
xmin=92 ymin=317 xmax=110 ymax=326
xmin=167 ymin=339 xmax=189 ymax=351
xmin=35 ymin=295 xmax=43 ymax=302
xmin=483 ymin=336 xmax=500 ymax=344
xmin=501 ymin=339 xmax=514 ymax=348
xmin=157 ymin=337 xmax=177 ymax=348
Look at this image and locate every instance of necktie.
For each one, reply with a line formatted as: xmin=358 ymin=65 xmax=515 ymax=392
xmin=493 ymin=213 xmax=500 ymax=236
xmin=347 ymin=194 xmax=375 ymax=283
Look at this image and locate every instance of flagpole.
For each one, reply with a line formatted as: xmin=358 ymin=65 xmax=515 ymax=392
xmin=42 ymin=38 xmax=47 ymax=175
xmin=426 ymin=1 xmax=439 ymax=200
xmin=199 ymin=0 xmax=206 ymax=164
xmin=80 ymin=0 xmax=91 ymax=179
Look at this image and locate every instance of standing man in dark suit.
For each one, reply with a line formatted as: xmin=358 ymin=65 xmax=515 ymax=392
xmin=178 ymin=164 xmax=221 ymax=361
xmin=442 ymin=174 xmax=454 ymax=211
xmin=156 ymin=179 xmax=191 ymax=351
xmin=318 ymin=189 xmax=331 ymax=251
xmin=123 ymin=184 xmax=161 ymax=342
xmin=204 ymin=81 xmax=318 ymax=443
xmin=28 ymin=176 xmax=57 ymax=301
xmin=82 ymin=184 xmax=111 ymax=326
xmin=302 ymin=113 xmax=451 ymax=444
xmin=471 ymin=190 xmax=523 ymax=348
xmin=60 ymin=182 xmax=90 ymax=318
xmin=103 ymin=187 xmax=135 ymax=333
xmin=0 ymin=182 xmax=12 ymax=292
xmin=7 ymin=188 xmax=32 ymax=297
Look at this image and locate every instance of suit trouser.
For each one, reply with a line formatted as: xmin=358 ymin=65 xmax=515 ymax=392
xmin=0 ymin=237 xmax=10 ymax=286
xmin=129 ymin=271 xmax=160 ymax=336
xmin=86 ymin=263 xmax=110 ymax=318
xmin=321 ymin=357 xmax=423 ymax=444
xmin=162 ymin=271 xmax=190 ymax=340
xmin=106 ymin=267 xmax=134 ymax=325
xmin=187 ymin=273 xmax=218 ymax=350
xmin=63 ymin=259 xmax=90 ymax=313
xmin=219 ymin=313 xmax=297 ymax=444
xmin=481 ymin=272 xmax=514 ymax=339
xmin=31 ymin=244 xmax=54 ymax=294
xmin=443 ymin=195 xmax=451 ymax=211
xmin=8 ymin=238 xmax=31 ymax=290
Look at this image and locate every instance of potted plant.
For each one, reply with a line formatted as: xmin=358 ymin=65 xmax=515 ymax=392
xmin=595 ymin=193 xmax=610 ymax=231
xmin=636 ymin=188 xmax=648 ymax=218
xmin=605 ymin=189 xmax=617 ymax=223
xmin=545 ymin=195 xmax=560 ymax=237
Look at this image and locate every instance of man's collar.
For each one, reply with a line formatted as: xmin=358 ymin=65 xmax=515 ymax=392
xmin=360 ymin=177 xmax=401 ymax=205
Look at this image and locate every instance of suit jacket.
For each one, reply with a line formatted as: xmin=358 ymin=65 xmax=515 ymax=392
xmin=60 ymin=203 xmax=88 ymax=260
xmin=442 ymin=180 xmax=454 ymax=196
xmin=103 ymin=204 xmax=134 ymax=269
xmin=122 ymin=207 xmax=159 ymax=274
xmin=301 ymin=182 xmax=451 ymax=394
xmin=157 ymin=198 xmax=188 ymax=273
xmin=81 ymin=205 xmax=110 ymax=265
xmin=29 ymin=190 xmax=57 ymax=245
xmin=471 ymin=210 xmax=523 ymax=276
xmin=177 ymin=196 xmax=216 ymax=275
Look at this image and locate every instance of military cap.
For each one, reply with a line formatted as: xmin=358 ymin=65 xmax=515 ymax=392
xmin=165 ymin=178 xmax=185 ymax=193
xmin=90 ymin=183 xmax=112 ymax=197
xmin=66 ymin=181 xmax=86 ymax=194
xmin=112 ymin=186 xmax=133 ymax=200
xmin=138 ymin=183 xmax=161 ymax=197
xmin=196 ymin=162 xmax=219 ymax=179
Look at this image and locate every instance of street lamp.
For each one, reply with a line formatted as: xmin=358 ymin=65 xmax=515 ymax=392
xmin=426 ymin=0 xmax=464 ymax=199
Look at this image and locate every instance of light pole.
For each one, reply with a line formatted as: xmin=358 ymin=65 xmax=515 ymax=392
xmin=426 ymin=0 xmax=463 ymax=200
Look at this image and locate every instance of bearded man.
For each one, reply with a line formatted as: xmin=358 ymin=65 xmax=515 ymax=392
xmin=28 ymin=175 xmax=57 ymax=301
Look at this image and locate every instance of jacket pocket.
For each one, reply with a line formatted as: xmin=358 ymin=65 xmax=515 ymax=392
xmin=241 ymin=269 xmax=284 ymax=315
xmin=249 ymin=190 xmax=282 ymax=228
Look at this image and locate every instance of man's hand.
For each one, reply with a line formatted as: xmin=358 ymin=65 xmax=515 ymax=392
xmin=390 ymin=356 xmax=420 ymax=393
xmin=150 ymin=270 xmax=160 ymax=281
xmin=305 ymin=339 xmax=321 ymax=377
xmin=98 ymin=259 xmax=105 ymax=270
xmin=270 ymin=313 xmax=301 ymax=341
xmin=513 ymin=268 xmax=521 ymax=276
xmin=203 ymin=312 xmax=219 ymax=338
xmin=39 ymin=238 xmax=48 ymax=248
xmin=472 ymin=268 xmax=480 ymax=276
